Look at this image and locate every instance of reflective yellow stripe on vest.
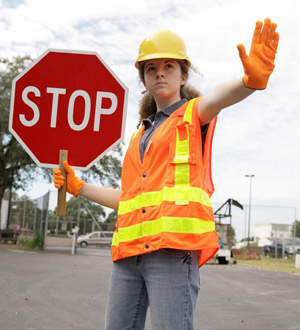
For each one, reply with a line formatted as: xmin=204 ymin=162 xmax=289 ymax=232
xmin=112 ymin=216 xmax=215 ymax=246
xmin=173 ymin=98 xmax=195 ymax=204
xmin=183 ymin=98 xmax=195 ymax=124
xmin=118 ymin=185 xmax=211 ymax=215
xmin=131 ymin=128 xmax=141 ymax=141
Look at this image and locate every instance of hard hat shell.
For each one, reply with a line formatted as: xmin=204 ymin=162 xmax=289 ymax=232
xmin=135 ymin=29 xmax=191 ymax=69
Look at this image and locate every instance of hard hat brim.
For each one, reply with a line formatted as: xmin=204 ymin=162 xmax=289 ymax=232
xmin=135 ymin=54 xmax=191 ymax=69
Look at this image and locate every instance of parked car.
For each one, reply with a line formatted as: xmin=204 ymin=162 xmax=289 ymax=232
xmin=77 ymin=231 xmax=114 ymax=248
xmin=283 ymin=238 xmax=300 ymax=255
xmin=264 ymin=238 xmax=300 ymax=257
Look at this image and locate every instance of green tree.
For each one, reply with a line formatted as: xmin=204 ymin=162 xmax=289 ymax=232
xmin=81 ymin=142 xmax=124 ymax=189
xmin=52 ymin=196 xmax=112 ymax=235
xmin=67 ymin=196 xmax=106 ymax=223
xmin=227 ymin=224 xmax=236 ymax=244
xmin=0 ymin=56 xmax=40 ymax=218
xmin=291 ymin=220 xmax=300 ymax=237
xmin=105 ymin=209 xmax=118 ymax=225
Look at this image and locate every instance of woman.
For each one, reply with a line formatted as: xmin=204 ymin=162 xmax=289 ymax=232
xmin=54 ymin=18 xmax=279 ymax=330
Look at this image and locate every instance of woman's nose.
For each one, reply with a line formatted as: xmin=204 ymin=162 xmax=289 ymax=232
xmin=156 ymin=69 xmax=165 ymax=78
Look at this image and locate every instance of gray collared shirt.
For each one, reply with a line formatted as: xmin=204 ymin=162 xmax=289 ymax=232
xmin=139 ymin=98 xmax=209 ymax=162
xmin=139 ymin=99 xmax=188 ymax=162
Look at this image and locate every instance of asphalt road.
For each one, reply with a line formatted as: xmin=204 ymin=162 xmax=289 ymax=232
xmin=0 ymin=247 xmax=299 ymax=330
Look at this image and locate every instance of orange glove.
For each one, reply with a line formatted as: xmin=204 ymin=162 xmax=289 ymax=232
xmin=237 ymin=18 xmax=279 ymax=90
xmin=53 ymin=161 xmax=85 ymax=197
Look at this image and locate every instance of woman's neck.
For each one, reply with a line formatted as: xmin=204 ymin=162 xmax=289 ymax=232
xmin=155 ymin=95 xmax=182 ymax=112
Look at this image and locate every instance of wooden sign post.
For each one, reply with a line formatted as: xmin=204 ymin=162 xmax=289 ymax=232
xmin=57 ymin=150 xmax=68 ymax=216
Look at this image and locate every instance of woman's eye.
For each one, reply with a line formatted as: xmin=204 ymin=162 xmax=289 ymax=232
xmin=147 ymin=66 xmax=155 ymax=72
xmin=166 ymin=64 xmax=173 ymax=69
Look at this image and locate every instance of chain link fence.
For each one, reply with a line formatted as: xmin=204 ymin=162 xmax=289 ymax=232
xmin=6 ymin=191 xmax=50 ymax=234
xmin=1 ymin=191 xmax=299 ymax=252
xmin=1 ymin=190 xmax=116 ymax=241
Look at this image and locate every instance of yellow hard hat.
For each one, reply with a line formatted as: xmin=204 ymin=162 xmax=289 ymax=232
xmin=135 ymin=29 xmax=191 ymax=69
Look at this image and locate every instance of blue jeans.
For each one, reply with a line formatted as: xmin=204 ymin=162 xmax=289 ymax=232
xmin=104 ymin=249 xmax=200 ymax=330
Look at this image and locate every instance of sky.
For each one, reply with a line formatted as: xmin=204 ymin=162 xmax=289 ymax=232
xmin=1 ymin=0 xmax=299 ymax=240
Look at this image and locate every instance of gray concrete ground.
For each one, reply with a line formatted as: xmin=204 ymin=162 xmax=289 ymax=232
xmin=0 ymin=246 xmax=299 ymax=330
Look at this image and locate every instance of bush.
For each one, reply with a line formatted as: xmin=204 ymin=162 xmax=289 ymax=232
xmin=19 ymin=230 xmax=44 ymax=250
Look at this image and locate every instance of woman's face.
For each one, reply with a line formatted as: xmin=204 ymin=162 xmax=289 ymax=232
xmin=143 ymin=58 xmax=187 ymax=110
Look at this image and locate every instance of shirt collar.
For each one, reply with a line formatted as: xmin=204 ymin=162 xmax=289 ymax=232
xmin=161 ymin=98 xmax=188 ymax=117
xmin=142 ymin=98 xmax=188 ymax=128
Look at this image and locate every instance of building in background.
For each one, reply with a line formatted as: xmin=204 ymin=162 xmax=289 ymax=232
xmin=254 ymin=223 xmax=293 ymax=247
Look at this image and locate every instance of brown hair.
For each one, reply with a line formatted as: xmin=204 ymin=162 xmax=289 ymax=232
xmin=137 ymin=60 xmax=201 ymax=127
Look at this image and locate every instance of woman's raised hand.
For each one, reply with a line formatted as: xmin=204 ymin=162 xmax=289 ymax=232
xmin=53 ymin=161 xmax=85 ymax=197
xmin=237 ymin=18 xmax=279 ymax=90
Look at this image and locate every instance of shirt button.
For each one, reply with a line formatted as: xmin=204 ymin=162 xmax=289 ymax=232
xmin=145 ymin=244 xmax=150 ymax=249
xmin=142 ymin=209 xmax=146 ymax=213
xmin=142 ymin=173 xmax=147 ymax=178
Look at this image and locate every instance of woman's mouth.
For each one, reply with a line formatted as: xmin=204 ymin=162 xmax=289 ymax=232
xmin=155 ymin=81 xmax=167 ymax=86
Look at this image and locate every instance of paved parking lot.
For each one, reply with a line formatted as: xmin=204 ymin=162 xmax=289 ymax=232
xmin=0 ymin=247 xmax=299 ymax=330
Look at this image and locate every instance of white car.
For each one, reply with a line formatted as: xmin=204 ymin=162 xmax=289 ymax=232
xmin=77 ymin=231 xmax=114 ymax=248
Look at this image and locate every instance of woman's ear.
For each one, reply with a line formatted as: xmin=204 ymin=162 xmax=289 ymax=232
xmin=181 ymin=73 xmax=188 ymax=86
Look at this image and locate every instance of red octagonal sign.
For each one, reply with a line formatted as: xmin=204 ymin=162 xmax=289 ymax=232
xmin=9 ymin=49 xmax=128 ymax=170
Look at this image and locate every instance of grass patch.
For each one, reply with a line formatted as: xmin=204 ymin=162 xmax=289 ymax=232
xmin=18 ymin=230 xmax=44 ymax=250
xmin=237 ymin=256 xmax=300 ymax=274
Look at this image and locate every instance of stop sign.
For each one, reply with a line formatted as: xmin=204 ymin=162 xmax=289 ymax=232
xmin=9 ymin=49 xmax=128 ymax=170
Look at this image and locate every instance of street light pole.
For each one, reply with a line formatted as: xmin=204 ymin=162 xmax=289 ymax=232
xmin=245 ymin=174 xmax=255 ymax=249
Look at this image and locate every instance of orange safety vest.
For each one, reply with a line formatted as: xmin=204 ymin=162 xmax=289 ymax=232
xmin=111 ymin=97 xmax=219 ymax=267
